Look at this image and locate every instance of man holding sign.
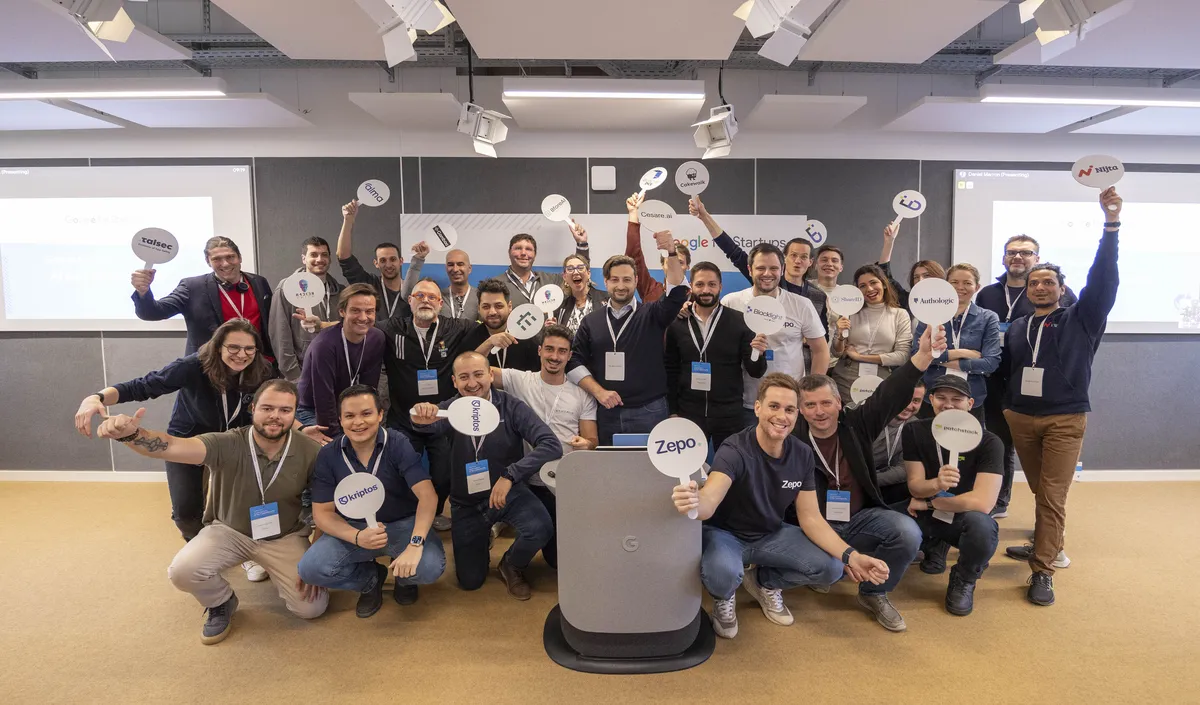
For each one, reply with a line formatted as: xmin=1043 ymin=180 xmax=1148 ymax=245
xmin=671 ymin=373 xmax=890 ymax=640
xmin=1002 ymin=187 xmax=1122 ymax=607
xmin=269 ymin=236 xmax=344 ymax=382
xmin=95 ymin=380 xmax=326 ymax=644
xmin=463 ymin=278 xmax=541 ymax=372
xmin=502 ymin=233 xmax=590 ymax=308
xmin=298 ymin=386 xmax=444 ymax=618
xmin=625 ymin=192 xmax=692 ymax=303
xmin=335 ymin=199 xmax=427 ymax=320
xmin=411 ymin=352 xmax=561 ymax=599
xmin=902 ymin=375 xmax=1002 ymax=616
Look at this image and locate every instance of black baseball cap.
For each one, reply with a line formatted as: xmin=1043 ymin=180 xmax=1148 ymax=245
xmin=927 ymin=374 xmax=972 ymax=396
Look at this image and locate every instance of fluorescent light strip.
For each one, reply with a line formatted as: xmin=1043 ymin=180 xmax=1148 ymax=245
xmin=0 ymin=90 xmax=227 ymax=100
xmin=981 ymin=96 xmax=1200 ymax=108
xmin=502 ymin=90 xmax=706 ymax=100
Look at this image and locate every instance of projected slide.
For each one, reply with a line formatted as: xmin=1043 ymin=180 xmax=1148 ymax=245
xmin=953 ymin=169 xmax=1200 ymax=334
xmin=0 ymin=165 xmax=255 ymax=331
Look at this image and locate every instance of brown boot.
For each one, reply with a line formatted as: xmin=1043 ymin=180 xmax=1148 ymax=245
xmin=497 ymin=556 xmax=531 ymax=600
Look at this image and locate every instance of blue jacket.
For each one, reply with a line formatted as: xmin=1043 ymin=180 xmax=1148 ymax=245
xmin=911 ymin=302 xmax=1002 ymax=405
xmin=1004 ymin=227 xmax=1119 ymax=416
xmin=112 ymin=354 xmax=255 ymax=437
xmin=132 ymin=272 xmax=274 ymax=358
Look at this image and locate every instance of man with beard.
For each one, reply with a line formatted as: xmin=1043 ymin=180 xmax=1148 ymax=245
xmin=721 ymin=243 xmax=830 ymax=427
xmin=95 ymin=379 xmax=327 ymax=644
xmin=463 ymin=278 xmax=541 ymax=372
xmin=400 ymin=247 xmax=479 ymax=321
xmin=502 ymin=232 xmax=591 ymax=308
xmin=270 ymin=236 xmax=344 ymax=382
xmin=376 ymin=278 xmax=480 ymax=530
xmin=665 ymin=261 xmax=768 ymax=453
xmin=567 ymin=231 xmax=689 ymax=445
xmin=335 ymin=199 xmax=427 ymax=321
xmin=411 ymin=352 xmax=561 ymax=599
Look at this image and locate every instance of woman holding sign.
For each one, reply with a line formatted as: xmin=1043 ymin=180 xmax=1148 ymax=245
xmin=553 ymin=252 xmax=607 ymax=336
xmin=829 ymin=265 xmax=913 ymax=402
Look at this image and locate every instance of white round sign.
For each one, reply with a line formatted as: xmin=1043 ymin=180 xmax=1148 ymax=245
xmin=507 ymin=303 xmax=545 ymax=340
xmin=638 ymin=199 xmax=676 ymax=229
xmin=445 ymin=395 xmax=500 ymax=437
xmin=131 ymin=228 xmax=179 ymax=267
xmin=850 ymin=375 xmax=884 ymax=403
xmin=931 ymin=408 xmax=983 ymax=453
xmin=333 ymin=472 xmax=386 ymax=526
xmin=533 ymin=284 xmax=564 ymax=314
xmin=639 ymin=166 xmax=669 ymax=192
xmin=540 ymin=194 xmax=573 ymax=222
xmin=1072 ymin=154 xmax=1124 ymax=190
xmin=908 ymin=277 xmax=959 ymax=325
xmin=647 ymin=417 xmax=708 ymax=520
xmin=828 ymin=284 xmax=865 ymax=318
xmin=743 ymin=295 xmax=786 ymax=336
xmin=675 ymin=161 xmax=710 ymax=196
xmin=426 ymin=222 xmax=459 ymax=252
xmin=892 ymin=189 xmax=927 ymax=219
xmin=281 ymin=270 xmax=328 ymax=311
xmin=801 ymin=219 xmax=828 ymax=246
xmin=357 ymin=179 xmax=391 ymax=207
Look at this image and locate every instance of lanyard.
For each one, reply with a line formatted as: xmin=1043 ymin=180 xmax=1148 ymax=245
xmin=567 ymin=297 xmax=592 ymax=332
xmin=1025 ymin=314 xmax=1048 ymax=368
xmin=381 ymin=285 xmax=402 ymax=320
xmin=1004 ymin=285 xmax=1026 ymax=322
xmin=415 ymin=321 xmax=439 ymax=369
xmin=605 ymin=302 xmax=637 ymax=350
xmin=340 ymin=429 xmax=388 ymax=477
xmin=507 ymin=269 xmax=537 ymax=302
xmin=883 ymin=422 xmax=904 ymax=460
xmin=470 ymin=434 xmax=488 ymax=463
xmin=494 ymin=343 xmax=508 ymax=369
xmin=219 ymin=286 xmax=246 ymax=320
xmin=448 ymin=286 xmax=472 ymax=319
xmin=319 ymin=280 xmax=331 ymax=318
xmin=950 ymin=308 xmax=971 ymax=350
xmin=687 ymin=305 xmax=723 ymax=361
xmin=808 ymin=431 xmax=842 ymax=489
xmin=249 ymin=427 xmax=293 ymax=503
xmin=219 ymin=379 xmax=243 ymax=431
xmin=342 ymin=329 xmax=366 ymax=385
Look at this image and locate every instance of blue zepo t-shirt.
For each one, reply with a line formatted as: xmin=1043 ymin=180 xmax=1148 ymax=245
xmin=311 ymin=428 xmax=430 ymax=523
xmin=706 ymin=427 xmax=817 ymax=542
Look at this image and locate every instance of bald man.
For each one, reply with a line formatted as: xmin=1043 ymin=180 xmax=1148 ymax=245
xmin=405 ymin=248 xmax=478 ymax=321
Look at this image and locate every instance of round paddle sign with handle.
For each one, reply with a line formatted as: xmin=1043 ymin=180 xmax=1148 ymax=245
xmin=491 ymin=303 xmax=544 ymax=353
xmin=333 ymin=472 xmax=386 ymax=529
xmin=357 ymin=179 xmax=391 ymax=207
xmin=131 ymin=227 xmax=179 ymax=270
xmin=890 ymin=189 xmax=927 ymax=228
xmin=647 ymin=417 xmax=709 ymax=520
xmin=930 ymin=408 xmax=983 ymax=523
xmin=637 ymin=166 xmax=669 ymax=199
xmin=426 ymin=221 xmax=459 ymax=252
xmin=909 ymin=278 xmax=959 ymax=358
xmin=1072 ymin=155 xmax=1124 ymax=209
xmin=281 ymin=270 xmax=327 ymax=311
xmin=410 ymin=395 xmax=501 ymax=437
xmin=850 ymin=374 xmax=884 ymax=403
xmin=533 ymin=284 xmax=564 ymax=314
xmin=828 ymin=284 xmax=864 ymax=339
xmin=540 ymin=193 xmax=578 ymax=227
xmin=675 ymin=160 xmax=710 ymax=206
xmin=742 ymin=295 xmax=785 ymax=362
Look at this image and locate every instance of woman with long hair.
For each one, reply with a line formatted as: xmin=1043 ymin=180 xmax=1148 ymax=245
xmin=553 ymin=251 xmax=607 ymax=335
xmin=878 ymin=220 xmax=947 ymax=311
xmin=829 ymin=264 xmax=914 ymax=401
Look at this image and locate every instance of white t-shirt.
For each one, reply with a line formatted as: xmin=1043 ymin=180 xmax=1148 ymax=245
xmin=721 ymin=287 xmax=826 ymax=409
xmin=500 ymin=369 xmax=598 ymax=486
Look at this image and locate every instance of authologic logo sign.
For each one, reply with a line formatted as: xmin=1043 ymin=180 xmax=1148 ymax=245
xmin=911 ymin=295 xmax=956 ymax=306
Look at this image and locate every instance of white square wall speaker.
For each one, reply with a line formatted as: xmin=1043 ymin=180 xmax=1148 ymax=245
xmin=591 ymin=165 xmax=616 ymax=192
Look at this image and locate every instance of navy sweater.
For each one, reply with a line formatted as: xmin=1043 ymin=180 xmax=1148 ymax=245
xmin=112 ymin=354 xmax=255 ymax=437
xmin=567 ymin=284 xmax=689 ymax=408
xmin=1004 ymin=227 xmax=1119 ymax=416
xmin=297 ymin=323 xmax=386 ymax=435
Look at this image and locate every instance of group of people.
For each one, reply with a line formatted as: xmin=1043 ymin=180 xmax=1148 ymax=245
xmin=73 ymin=184 xmax=1122 ymax=645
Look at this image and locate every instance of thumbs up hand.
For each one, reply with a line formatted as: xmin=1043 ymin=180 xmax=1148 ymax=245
xmin=97 ymin=407 xmax=146 ymax=440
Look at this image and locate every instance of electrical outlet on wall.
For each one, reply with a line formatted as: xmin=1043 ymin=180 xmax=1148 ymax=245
xmin=591 ymin=165 xmax=616 ymax=192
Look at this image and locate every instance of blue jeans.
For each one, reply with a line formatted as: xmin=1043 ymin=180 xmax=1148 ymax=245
xmin=914 ymin=510 xmax=999 ymax=581
xmin=700 ymin=524 xmax=844 ymax=600
xmin=297 ymin=515 xmax=446 ymax=592
xmin=450 ymin=482 xmax=552 ymax=590
xmin=396 ymin=426 xmax=453 ymax=515
xmin=829 ymin=506 xmax=921 ymax=596
xmin=596 ymin=396 xmax=668 ymax=445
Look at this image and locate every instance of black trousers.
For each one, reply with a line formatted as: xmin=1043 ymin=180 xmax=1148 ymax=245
xmin=529 ymin=483 xmax=558 ymax=569
xmin=165 ymin=461 xmax=206 ymax=541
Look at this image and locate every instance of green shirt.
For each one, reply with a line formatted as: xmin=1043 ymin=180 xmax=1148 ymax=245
xmin=199 ymin=428 xmax=320 ymax=538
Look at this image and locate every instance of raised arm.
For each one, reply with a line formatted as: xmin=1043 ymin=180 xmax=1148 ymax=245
xmin=1076 ymin=188 xmax=1122 ymax=338
xmin=690 ymin=195 xmax=752 ymax=280
xmin=402 ymin=241 xmax=429 ymax=297
xmin=96 ymin=409 xmax=208 ymax=465
xmin=335 ymin=199 xmax=357 ymax=261
xmin=852 ymin=324 xmax=942 ymax=441
xmin=625 ymin=193 xmax=665 ymax=303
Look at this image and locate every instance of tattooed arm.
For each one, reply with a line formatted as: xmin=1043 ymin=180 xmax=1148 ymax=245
xmin=95 ymin=407 xmax=208 ymax=465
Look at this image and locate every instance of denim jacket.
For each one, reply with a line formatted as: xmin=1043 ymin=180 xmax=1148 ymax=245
xmin=911 ymin=302 xmax=1002 ymax=405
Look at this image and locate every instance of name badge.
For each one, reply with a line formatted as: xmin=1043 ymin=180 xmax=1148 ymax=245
xmin=466 ymin=459 xmax=491 ymax=494
xmin=825 ymin=489 xmax=851 ymax=522
xmin=946 ymin=368 xmax=969 ymax=380
xmin=858 ymin=362 xmax=879 ymax=378
xmin=764 ymin=349 xmax=774 ymax=362
xmin=606 ymin=352 xmax=626 ymax=382
xmin=417 ymin=369 xmax=439 ymax=396
xmin=1021 ymin=367 xmax=1044 ymax=397
xmin=249 ymin=502 xmax=281 ymax=540
xmin=998 ymin=322 xmax=1011 ymax=333
xmin=691 ymin=361 xmax=712 ymax=391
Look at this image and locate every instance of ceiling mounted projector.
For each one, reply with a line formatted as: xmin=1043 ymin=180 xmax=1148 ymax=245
xmin=693 ymin=104 xmax=739 ymax=159
xmin=457 ymin=102 xmax=511 ymax=158
xmin=734 ymin=0 xmax=827 ymax=66
xmin=356 ymin=0 xmax=456 ymax=67
xmin=40 ymin=0 xmax=146 ymax=60
xmin=1018 ymin=0 xmax=1135 ymax=60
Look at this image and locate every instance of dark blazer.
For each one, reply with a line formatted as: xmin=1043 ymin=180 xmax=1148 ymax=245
xmin=554 ymin=286 xmax=608 ymax=333
xmin=112 ymin=354 xmax=257 ymax=438
xmin=132 ymin=272 xmax=274 ymax=358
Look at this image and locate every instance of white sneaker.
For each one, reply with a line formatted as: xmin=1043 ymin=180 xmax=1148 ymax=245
xmin=1005 ymin=543 xmax=1070 ymax=568
xmin=710 ymin=597 xmax=738 ymax=639
xmin=432 ymin=515 xmax=451 ymax=532
xmin=742 ymin=567 xmax=794 ymax=626
xmin=242 ymin=561 xmax=268 ymax=583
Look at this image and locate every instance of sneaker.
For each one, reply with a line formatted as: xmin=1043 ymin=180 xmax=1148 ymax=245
xmin=356 ymin=563 xmax=388 ymax=619
xmin=1027 ymin=571 xmax=1055 ymax=606
xmin=920 ymin=541 xmax=948 ymax=575
xmin=1004 ymin=544 xmax=1070 ymax=568
xmin=741 ymin=567 xmax=794 ymax=626
xmin=910 ymin=550 xmax=925 ymax=565
xmin=242 ymin=561 xmax=268 ymax=582
xmin=491 ymin=522 xmax=506 ymax=539
xmin=201 ymin=593 xmax=239 ymax=645
xmin=393 ymin=583 xmax=418 ymax=606
xmin=990 ymin=507 xmax=1009 ymax=519
xmin=944 ymin=565 xmax=975 ymax=616
xmin=432 ymin=515 xmax=451 ymax=532
xmin=710 ymin=596 xmax=739 ymax=639
xmin=497 ymin=556 xmax=531 ymax=600
xmin=857 ymin=593 xmax=906 ymax=632
xmin=807 ymin=584 xmax=830 ymax=594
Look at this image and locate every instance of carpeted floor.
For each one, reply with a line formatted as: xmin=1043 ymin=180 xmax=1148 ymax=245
xmin=2 ymin=480 xmax=1197 ymax=705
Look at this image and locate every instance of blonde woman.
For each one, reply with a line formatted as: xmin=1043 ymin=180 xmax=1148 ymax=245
xmin=830 ymin=264 xmax=913 ymax=401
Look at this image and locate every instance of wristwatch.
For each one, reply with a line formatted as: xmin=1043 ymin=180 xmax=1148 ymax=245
xmin=841 ymin=547 xmax=855 ymax=565
xmin=925 ymin=498 xmax=936 ymax=511
xmin=410 ymin=535 xmax=424 ymax=547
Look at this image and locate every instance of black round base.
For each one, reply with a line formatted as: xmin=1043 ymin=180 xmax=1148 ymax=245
xmin=542 ymin=605 xmax=716 ymax=675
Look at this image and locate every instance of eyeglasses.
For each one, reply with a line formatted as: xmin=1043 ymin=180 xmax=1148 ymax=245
xmin=223 ymin=344 xmax=257 ymax=355
xmin=1005 ymin=249 xmax=1038 ymax=258
xmin=564 ymin=265 xmax=588 ymax=273
xmin=411 ymin=292 xmax=442 ymax=303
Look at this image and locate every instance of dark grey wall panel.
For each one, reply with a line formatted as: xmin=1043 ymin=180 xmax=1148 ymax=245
xmin=91 ymin=157 xmax=251 ymax=166
xmin=402 ymin=156 xmax=421 ymax=214
xmin=254 ymin=157 xmax=403 ymax=287
xmin=419 ymin=157 xmax=586 ymax=214
xmin=0 ymin=159 xmax=88 ymax=167
xmin=103 ymin=332 xmax=190 ymax=472
xmin=587 ymin=158 xmax=756 ymax=215
xmin=0 ymin=333 xmax=108 ymax=470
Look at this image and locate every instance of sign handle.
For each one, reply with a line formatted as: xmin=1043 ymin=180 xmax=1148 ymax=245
xmin=637 ymin=188 xmax=646 ymax=200
xmin=409 ymin=407 xmax=450 ymax=419
xmin=932 ymin=323 xmax=946 ymax=359
xmin=490 ymin=345 xmax=500 ymax=354
xmin=889 ymin=215 xmax=902 ymax=229
xmin=365 ymin=511 xmax=377 ymax=528
xmin=750 ymin=349 xmax=761 ymax=362
xmin=143 ymin=260 xmax=153 ymax=270
xmin=680 ymin=474 xmax=698 ymax=520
